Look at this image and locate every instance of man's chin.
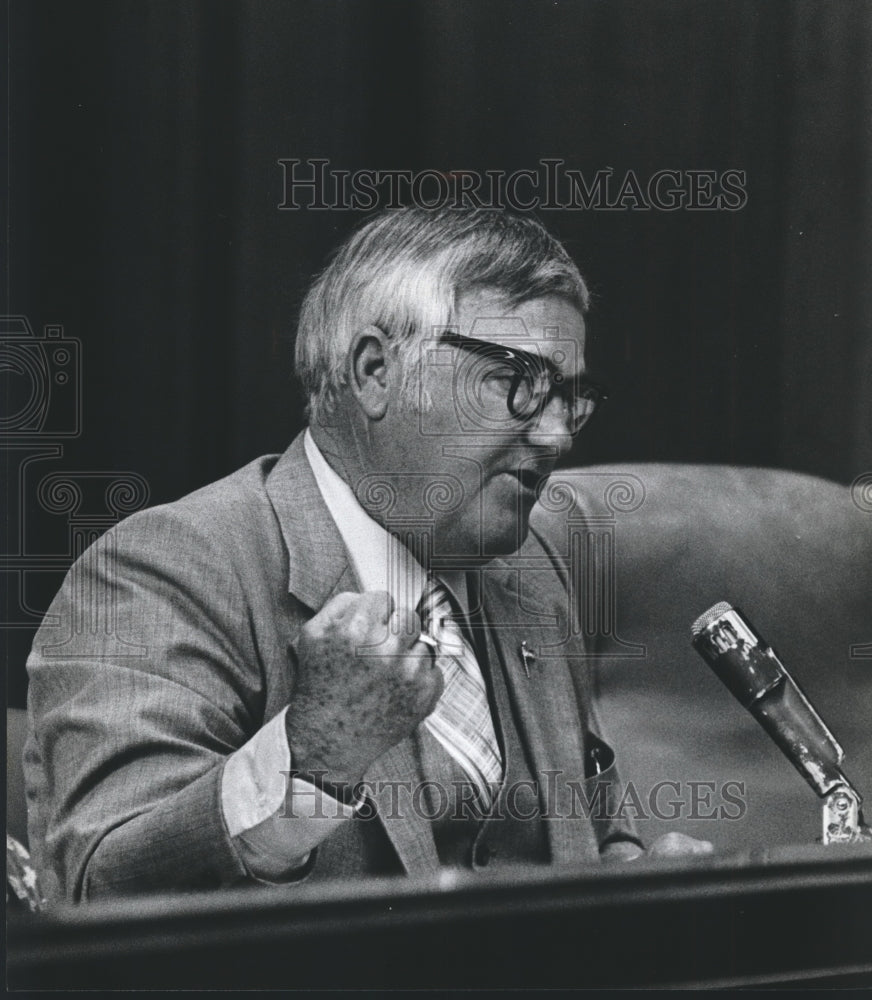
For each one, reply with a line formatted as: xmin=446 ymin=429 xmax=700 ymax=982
xmin=443 ymin=516 xmax=533 ymax=562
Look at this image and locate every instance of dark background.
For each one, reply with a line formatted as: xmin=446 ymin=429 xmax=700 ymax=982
xmin=4 ymin=0 xmax=872 ymax=705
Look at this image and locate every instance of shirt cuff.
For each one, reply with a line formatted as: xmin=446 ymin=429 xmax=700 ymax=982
xmin=221 ymin=707 xmax=363 ymax=883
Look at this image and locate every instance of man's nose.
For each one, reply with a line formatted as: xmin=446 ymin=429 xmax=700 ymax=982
xmin=525 ymin=396 xmax=574 ymax=457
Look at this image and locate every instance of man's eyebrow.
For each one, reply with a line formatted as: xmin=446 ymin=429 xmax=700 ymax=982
xmin=505 ymin=340 xmax=587 ymax=379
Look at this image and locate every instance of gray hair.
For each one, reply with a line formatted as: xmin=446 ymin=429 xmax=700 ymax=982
xmin=294 ymin=207 xmax=590 ymax=422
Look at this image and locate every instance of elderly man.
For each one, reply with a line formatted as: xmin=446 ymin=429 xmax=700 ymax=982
xmin=25 ymin=208 xmax=708 ymax=901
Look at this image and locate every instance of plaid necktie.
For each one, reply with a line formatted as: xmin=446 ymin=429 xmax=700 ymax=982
xmin=419 ymin=577 xmax=503 ymax=811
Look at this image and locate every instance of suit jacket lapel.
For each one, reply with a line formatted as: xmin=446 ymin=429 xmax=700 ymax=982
xmin=265 ymin=434 xmax=440 ymax=874
xmin=481 ymin=560 xmax=601 ymax=865
xmin=265 ymin=434 xmax=355 ymax=610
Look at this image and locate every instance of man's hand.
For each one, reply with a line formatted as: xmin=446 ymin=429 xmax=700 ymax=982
xmin=601 ymin=832 xmax=714 ymax=862
xmin=647 ymin=831 xmax=714 ymax=858
xmin=285 ymin=591 xmax=443 ymax=793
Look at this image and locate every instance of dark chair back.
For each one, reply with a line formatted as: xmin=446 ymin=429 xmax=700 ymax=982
xmin=533 ymin=464 xmax=872 ymax=851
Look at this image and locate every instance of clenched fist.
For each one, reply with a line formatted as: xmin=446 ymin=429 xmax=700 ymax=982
xmin=284 ymin=591 xmax=443 ymax=796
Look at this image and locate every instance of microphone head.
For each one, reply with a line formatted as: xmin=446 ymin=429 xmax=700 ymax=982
xmin=689 ymin=599 xmax=850 ymax=795
xmin=689 ymin=600 xmax=777 ymax=705
xmin=690 ymin=601 xmax=735 ymax=638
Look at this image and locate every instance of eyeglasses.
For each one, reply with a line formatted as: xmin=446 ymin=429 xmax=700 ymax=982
xmin=438 ymin=330 xmax=608 ymax=434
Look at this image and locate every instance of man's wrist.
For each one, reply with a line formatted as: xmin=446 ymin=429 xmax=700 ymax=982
xmin=284 ymin=709 xmax=368 ymax=805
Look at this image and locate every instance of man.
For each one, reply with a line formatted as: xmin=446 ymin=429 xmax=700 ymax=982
xmin=25 ymin=208 xmax=709 ymax=901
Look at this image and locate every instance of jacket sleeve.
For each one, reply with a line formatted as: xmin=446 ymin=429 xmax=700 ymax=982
xmin=25 ymin=506 xmax=262 ymax=900
xmin=26 ymin=501 xmax=370 ymax=902
xmin=24 ymin=502 xmax=341 ymax=901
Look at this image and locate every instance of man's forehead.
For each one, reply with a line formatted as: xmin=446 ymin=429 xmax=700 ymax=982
xmin=453 ymin=288 xmax=587 ymax=345
xmin=449 ymin=290 xmax=587 ymax=379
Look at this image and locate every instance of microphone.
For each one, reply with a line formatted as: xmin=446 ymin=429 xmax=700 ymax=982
xmin=690 ymin=601 xmax=868 ymax=844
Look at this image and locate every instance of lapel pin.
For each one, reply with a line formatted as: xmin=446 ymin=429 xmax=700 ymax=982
xmin=520 ymin=640 xmax=537 ymax=678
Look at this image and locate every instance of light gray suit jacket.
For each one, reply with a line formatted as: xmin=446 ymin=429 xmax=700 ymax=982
xmin=25 ymin=435 xmax=635 ymax=901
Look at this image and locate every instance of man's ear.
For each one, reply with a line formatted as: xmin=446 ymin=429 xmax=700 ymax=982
xmin=348 ymin=326 xmax=393 ymax=420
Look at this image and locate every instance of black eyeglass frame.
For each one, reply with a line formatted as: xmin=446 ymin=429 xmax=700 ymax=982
xmin=437 ymin=330 xmax=609 ymax=434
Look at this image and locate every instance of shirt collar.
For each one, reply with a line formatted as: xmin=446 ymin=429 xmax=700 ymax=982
xmin=304 ymin=429 xmax=429 ymax=612
xmin=303 ymin=429 xmax=468 ymax=614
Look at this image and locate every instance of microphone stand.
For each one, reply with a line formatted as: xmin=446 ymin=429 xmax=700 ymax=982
xmin=691 ymin=603 xmax=872 ymax=846
xmin=823 ymin=784 xmax=867 ymax=845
